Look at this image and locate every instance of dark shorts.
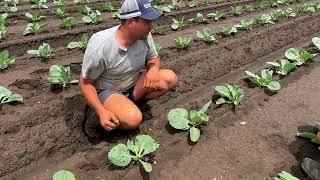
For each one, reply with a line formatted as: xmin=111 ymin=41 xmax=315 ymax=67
xmin=97 ymin=86 xmax=135 ymax=104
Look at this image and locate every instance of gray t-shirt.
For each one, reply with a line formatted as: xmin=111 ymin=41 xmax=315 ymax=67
xmin=82 ymin=25 xmax=158 ymax=91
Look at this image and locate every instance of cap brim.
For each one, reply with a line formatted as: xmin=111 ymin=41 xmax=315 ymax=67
xmin=140 ymin=8 xmax=163 ymax=20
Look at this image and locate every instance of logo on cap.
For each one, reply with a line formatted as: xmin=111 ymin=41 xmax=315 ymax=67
xmin=144 ymin=3 xmax=151 ymax=8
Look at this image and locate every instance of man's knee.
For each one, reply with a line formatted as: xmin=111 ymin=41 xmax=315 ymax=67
xmin=121 ymin=109 xmax=142 ymax=129
xmin=163 ymin=69 xmax=178 ymax=89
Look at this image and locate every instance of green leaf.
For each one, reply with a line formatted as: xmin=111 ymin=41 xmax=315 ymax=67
xmin=69 ymin=79 xmax=79 ymax=84
xmin=216 ymin=97 xmax=227 ymax=105
xmin=167 ymin=108 xmax=190 ymax=130
xmin=108 ymin=143 xmax=132 ymax=167
xmin=82 ymin=16 xmax=92 ymax=23
xmin=266 ymin=61 xmax=280 ymax=67
xmin=139 ymin=160 xmax=152 ymax=172
xmin=313 ymin=37 xmax=320 ymax=50
xmin=0 ymin=86 xmax=12 ymax=101
xmin=53 ymin=170 xmax=76 ymax=180
xmin=189 ymin=126 xmax=200 ymax=142
xmin=189 ymin=110 xmax=201 ymax=123
xmin=135 ymin=135 xmax=159 ymax=156
xmin=215 ymin=86 xmax=231 ymax=99
xmin=245 ymin=70 xmax=260 ymax=79
xmin=267 ymin=81 xmax=281 ymax=91
xmin=285 ymin=48 xmax=300 ymax=60
xmin=7 ymin=94 xmax=23 ymax=102
xmin=200 ymin=100 xmax=212 ymax=113
xmin=67 ymin=42 xmax=81 ymax=49
xmin=27 ymin=50 xmax=39 ymax=55
xmin=297 ymin=132 xmax=317 ymax=139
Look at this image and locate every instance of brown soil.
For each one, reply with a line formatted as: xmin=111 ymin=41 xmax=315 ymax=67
xmin=1 ymin=1 xmax=320 ymax=180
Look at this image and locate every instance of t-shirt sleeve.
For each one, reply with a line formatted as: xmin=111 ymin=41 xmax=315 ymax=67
xmin=81 ymin=36 xmax=106 ymax=80
xmin=145 ymin=33 xmax=159 ymax=61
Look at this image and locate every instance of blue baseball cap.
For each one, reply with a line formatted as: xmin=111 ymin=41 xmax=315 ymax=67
xmin=119 ymin=0 xmax=163 ymax=20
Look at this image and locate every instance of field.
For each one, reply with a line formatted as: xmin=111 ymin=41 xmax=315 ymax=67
xmin=1 ymin=0 xmax=320 ymax=179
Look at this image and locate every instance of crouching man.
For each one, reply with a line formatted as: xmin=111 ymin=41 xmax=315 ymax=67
xmin=79 ymin=0 xmax=178 ymax=137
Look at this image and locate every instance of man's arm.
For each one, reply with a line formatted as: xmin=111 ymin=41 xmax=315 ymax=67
xmin=146 ymin=56 xmax=160 ymax=71
xmin=79 ymin=75 xmax=105 ymax=113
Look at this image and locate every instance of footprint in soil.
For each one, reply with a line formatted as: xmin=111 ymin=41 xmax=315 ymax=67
xmin=287 ymin=125 xmax=320 ymax=179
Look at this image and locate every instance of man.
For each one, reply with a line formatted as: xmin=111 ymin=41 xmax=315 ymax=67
xmin=79 ymin=0 xmax=178 ymax=136
xmin=301 ymin=132 xmax=320 ymax=180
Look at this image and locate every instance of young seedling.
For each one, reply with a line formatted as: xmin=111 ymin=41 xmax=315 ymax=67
xmin=269 ymin=0 xmax=279 ymax=7
xmin=55 ymin=7 xmax=68 ymax=19
xmin=230 ymin=6 xmax=243 ymax=16
xmin=266 ymin=59 xmax=296 ymax=75
xmin=273 ymin=171 xmax=299 ymax=180
xmin=174 ymin=36 xmax=192 ymax=50
xmin=67 ymin=33 xmax=89 ymax=50
xmin=213 ymin=85 xmax=244 ymax=106
xmin=256 ymin=0 xmax=270 ymax=9
xmin=100 ymin=2 xmax=115 ymax=12
xmin=169 ymin=0 xmax=182 ymax=10
xmin=297 ymin=132 xmax=320 ymax=144
xmin=0 ymin=26 xmax=6 ymax=40
xmin=283 ymin=8 xmax=296 ymax=17
xmin=74 ymin=0 xmax=89 ymax=4
xmin=203 ymin=0 xmax=210 ymax=5
xmin=219 ymin=26 xmax=237 ymax=36
xmin=235 ymin=19 xmax=254 ymax=31
xmin=23 ymin=22 xmax=46 ymax=35
xmin=256 ymin=14 xmax=274 ymax=25
xmin=155 ymin=44 xmax=167 ymax=57
xmin=61 ymin=17 xmax=75 ymax=30
xmin=79 ymin=5 xmax=91 ymax=15
xmin=25 ymin=11 xmax=46 ymax=22
xmin=0 ymin=86 xmax=23 ymax=105
xmin=31 ymin=0 xmax=48 ymax=9
xmin=82 ymin=10 xmax=102 ymax=24
xmin=299 ymin=3 xmax=316 ymax=13
xmin=53 ymin=0 xmax=65 ymax=6
xmin=108 ymin=135 xmax=159 ymax=172
xmin=27 ymin=43 xmax=54 ymax=59
xmin=2 ymin=3 xmax=18 ymax=13
xmin=187 ymin=0 xmax=197 ymax=8
xmin=0 ymin=13 xmax=8 ymax=26
xmin=112 ymin=9 xmax=121 ymax=19
xmin=4 ymin=0 xmax=19 ymax=6
xmin=151 ymin=0 xmax=165 ymax=5
xmin=53 ymin=170 xmax=75 ymax=180
xmin=196 ymin=28 xmax=216 ymax=44
xmin=188 ymin=13 xmax=208 ymax=24
xmin=285 ymin=48 xmax=316 ymax=66
xmin=245 ymin=69 xmax=281 ymax=91
xmin=312 ymin=37 xmax=320 ymax=51
xmin=207 ymin=10 xmax=225 ymax=21
xmin=0 ymin=50 xmax=15 ymax=70
xmin=151 ymin=25 xmax=165 ymax=35
xmin=269 ymin=9 xmax=283 ymax=22
xmin=171 ymin=17 xmax=185 ymax=30
xmin=245 ymin=4 xmax=255 ymax=12
xmin=167 ymin=101 xmax=212 ymax=143
xmin=47 ymin=65 xmax=79 ymax=87
xmin=154 ymin=5 xmax=171 ymax=13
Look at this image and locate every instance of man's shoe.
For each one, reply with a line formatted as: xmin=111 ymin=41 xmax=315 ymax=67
xmin=301 ymin=158 xmax=320 ymax=180
xmin=83 ymin=105 xmax=104 ymax=139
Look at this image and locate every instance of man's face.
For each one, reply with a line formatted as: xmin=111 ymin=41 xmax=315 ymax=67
xmin=129 ymin=17 xmax=153 ymax=40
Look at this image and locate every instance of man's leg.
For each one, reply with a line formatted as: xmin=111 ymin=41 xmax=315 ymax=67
xmin=133 ymin=69 xmax=178 ymax=102
xmin=102 ymin=93 xmax=142 ymax=129
xmin=302 ymin=158 xmax=320 ymax=180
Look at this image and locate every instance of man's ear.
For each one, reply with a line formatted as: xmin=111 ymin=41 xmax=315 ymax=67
xmin=126 ymin=18 xmax=135 ymax=27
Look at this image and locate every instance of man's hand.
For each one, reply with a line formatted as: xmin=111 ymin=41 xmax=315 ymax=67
xmin=144 ymin=67 xmax=161 ymax=90
xmin=97 ymin=108 xmax=120 ymax=131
